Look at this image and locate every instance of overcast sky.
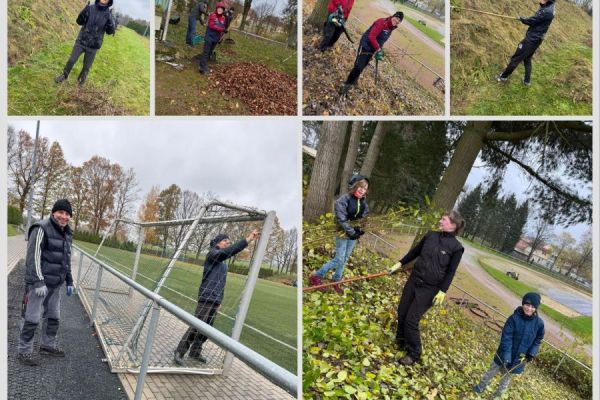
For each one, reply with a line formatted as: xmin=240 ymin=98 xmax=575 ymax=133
xmin=115 ymin=0 xmax=150 ymax=21
xmin=464 ymin=156 xmax=591 ymax=242
xmin=9 ymin=120 xmax=300 ymax=230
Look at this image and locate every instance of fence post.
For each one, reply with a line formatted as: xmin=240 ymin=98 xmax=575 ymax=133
xmin=130 ymin=226 xmax=145 ymax=296
xmin=134 ymin=301 xmax=161 ymax=400
xmin=76 ymin=251 xmax=84 ymax=293
xmin=90 ymin=265 xmax=104 ymax=327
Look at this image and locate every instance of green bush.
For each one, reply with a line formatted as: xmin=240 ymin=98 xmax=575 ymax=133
xmin=7 ymin=205 xmax=23 ymax=225
xmin=536 ymin=350 xmax=592 ymax=399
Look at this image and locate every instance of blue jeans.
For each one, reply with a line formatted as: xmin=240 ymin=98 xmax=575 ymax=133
xmin=314 ymin=237 xmax=357 ymax=281
xmin=475 ymin=361 xmax=513 ymax=398
xmin=186 ymin=15 xmax=197 ymax=44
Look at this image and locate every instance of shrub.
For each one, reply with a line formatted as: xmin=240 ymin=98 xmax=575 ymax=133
xmin=7 ymin=205 xmax=23 ymax=225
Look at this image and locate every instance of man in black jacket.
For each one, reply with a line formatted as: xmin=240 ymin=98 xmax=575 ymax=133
xmin=174 ymin=229 xmax=259 ymax=365
xmin=55 ymin=0 xmax=117 ymax=86
xmin=497 ymin=0 xmax=555 ymax=86
xmin=186 ymin=1 xmax=208 ymax=45
xmin=389 ymin=210 xmax=465 ymax=366
xmin=17 ymin=199 xmax=74 ymax=366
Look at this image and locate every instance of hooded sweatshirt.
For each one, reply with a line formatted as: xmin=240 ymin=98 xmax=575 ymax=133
xmin=76 ymin=0 xmax=116 ymax=49
xmin=520 ymin=0 xmax=555 ymax=41
xmin=205 ymin=2 xmax=227 ymax=42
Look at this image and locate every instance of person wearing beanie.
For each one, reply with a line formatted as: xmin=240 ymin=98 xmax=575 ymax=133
xmin=474 ymin=292 xmax=545 ymax=397
xmin=308 ymin=174 xmax=369 ymax=294
xmin=389 ymin=210 xmax=465 ymax=366
xmin=198 ymin=2 xmax=228 ymax=74
xmin=55 ymin=0 xmax=117 ymax=87
xmin=340 ymin=11 xmax=403 ymax=96
xmin=318 ymin=0 xmax=354 ymax=51
xmin=496 ymin=0 xmax=555 ymax=86
xmin=174 ymin=228 xmax=260 ymax=365
xmin=17 ymin=199 xmax=74 ymax=366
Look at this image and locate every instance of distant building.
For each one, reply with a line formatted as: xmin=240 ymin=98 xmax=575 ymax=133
xmin=512 ymin=237 xmax=554 ymax=268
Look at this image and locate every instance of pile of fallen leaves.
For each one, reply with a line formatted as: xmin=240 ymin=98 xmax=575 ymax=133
xmin=210 ymin=62 xmax=297 ymax=115
xmin=302 ymin=24 xmax=443 ymax=116
xmin=57 ymin=85 xmax=126 ymax=115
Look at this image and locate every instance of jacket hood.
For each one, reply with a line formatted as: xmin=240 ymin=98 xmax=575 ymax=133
xmin=215 ymin=2 xmax=227 ymax=11
xmin=348 ymin=174 xmax=370 ymax=188
xmin=515 ymin=306 xmax=536 ymax=321
xmin=96 ymin=0 xmax=114 ymax=8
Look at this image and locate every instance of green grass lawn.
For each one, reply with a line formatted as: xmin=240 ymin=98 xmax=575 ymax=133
xmin=75 ymin=240 xmax=297 ymax=373
xmin=8 ymin=224 xmax=20 ymax=237
xmin=479 ymin=258 xmax=592 ymax=344
xmin=404 ymin=15 xmax=444 ymax=45
xmin=8 ymin=27 xmax=150 ymax=115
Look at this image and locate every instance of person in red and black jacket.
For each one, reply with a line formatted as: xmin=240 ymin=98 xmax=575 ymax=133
xmin=341 ymin=11 xmax=403 ymax=94
xmin=199 ymin=2 xmax=227 ymax=74
xmin=319 ymin=0 xmax=354 ymax=51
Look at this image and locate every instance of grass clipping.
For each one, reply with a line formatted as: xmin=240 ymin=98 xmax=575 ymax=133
xmin=210 ymin=61 xmax=297 ymax=115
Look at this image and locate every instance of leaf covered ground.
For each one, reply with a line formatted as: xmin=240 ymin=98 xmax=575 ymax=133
xmin=303 ymin=221 xmax=590 ymax=400
xmin=302 ymin=24 xmax=443 ymax=116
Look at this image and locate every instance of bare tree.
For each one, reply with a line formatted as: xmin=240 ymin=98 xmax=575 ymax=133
xmin=68 ymin=166 xmax=89 ymax=231
xmin=35 ymin=142 xmax=68 ymax=220
xmin=113 ymin=167 xmax=140 ymax=240
xmin=254 ymin=0 xmax=278 ymax=34
xmin=526 ymin=214 xmax=553 ymax=264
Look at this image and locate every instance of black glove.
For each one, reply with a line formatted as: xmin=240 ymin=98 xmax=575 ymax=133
xmin=354 ymin=227 xmax=365 ymax=236
xmin=347 ymin=231 xmax=360 ymax=240
xmin=525 ymin=354 xmax=534 ymax=363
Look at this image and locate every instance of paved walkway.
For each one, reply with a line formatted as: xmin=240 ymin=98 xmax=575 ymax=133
xmin=7 ymin=234 xmax=27 ymax=273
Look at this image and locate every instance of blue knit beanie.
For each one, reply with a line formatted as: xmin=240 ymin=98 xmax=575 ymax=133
xmin=522 ymin=292 xmax=541 ymax=309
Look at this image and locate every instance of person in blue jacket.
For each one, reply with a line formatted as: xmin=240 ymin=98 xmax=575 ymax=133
xmin=308 ymin=174 xmax=369 ymax=294
xmin=174 ymin=229 xmax=259 ymax=365
xmin=473 ymin=292 xmax=545 ymax=398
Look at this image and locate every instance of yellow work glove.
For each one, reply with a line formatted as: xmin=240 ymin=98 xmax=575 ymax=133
xmin=388 ymin=262 xmax=403 ymax=275
xmin=432 ymin=291 xmax=446 ymax=306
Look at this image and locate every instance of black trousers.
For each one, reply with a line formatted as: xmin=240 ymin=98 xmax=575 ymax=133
xmin=63 ymin=42 xmax=98 ymax=83
xmin=176 ymin=300 xmax=219 ymax=357
xmin=199 ymin=39 xmax=218 ymax=73
xmin=500 ymin=37 xmax=542 ymax=83
xmin=319 ymin=21 xmax=343 ymax=50
xmin=395 ymin=276 xmax=438 ymax=359
xmin=345 ymin=49 xmax=373 ymax=85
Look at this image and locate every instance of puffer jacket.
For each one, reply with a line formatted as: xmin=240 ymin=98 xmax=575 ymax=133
xmin=520 ymin=0 xmax=555 ymax=41
xmin=25 ymin=217 xmax=73 ymax=289
xmin=334 ymin=192 xmax=368 ymax=238
xmin=76 ymin=0 xmax=116 ymax=49
xmin=205 ymin=2 xmax=227 ymax=42
xmin=493 ymin=307 xmax=545 ymax=374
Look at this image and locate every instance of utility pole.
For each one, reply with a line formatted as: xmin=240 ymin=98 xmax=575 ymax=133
xmin=25 ymin=121 xmax=40 ymax=241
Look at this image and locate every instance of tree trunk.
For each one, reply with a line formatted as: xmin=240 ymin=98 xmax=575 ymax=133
xmin=240 ymin=0 xmax=252 ymax=30
xmin=339 ymin=121 xmax=362 ymax=193
xmin=287 ymin=21 xmax=297 ymax=47
xmin=431 ymin=121 xmax=491 ymax=211
xmin=360 ymin=122 xmax=387 ymax=178
xmin=307 ymin=0 xmax=329 ymax=28
xmin=304 ymin=122 xmax=348 ymax=223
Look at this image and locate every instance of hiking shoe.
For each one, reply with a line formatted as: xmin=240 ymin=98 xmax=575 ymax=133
xmin=55 ymin=74 xmax=67 ymax=84
xmin=39 ymin=345 xmax=65 ymax=357
xmin=522 ymin=79 xmax=531 ymax=87
xmin=173 ymin=350 xmax=184 ymax=366
xmin=496 ymin=75 xmax=508 ymax=83
xmin=339 ymin=84 xmax=352 ymax=96
xmin=309 ymin=275 xmax=322 ymax=287
xmin=17 ymin=353 xmax=39 ymax=366
xmin=399 ymin=355 xmax=417 ymax=366
xmin=189 ymin=352 xmax=208 ymax=363
xmin=473 ymin=384 xmax=484 ymax=394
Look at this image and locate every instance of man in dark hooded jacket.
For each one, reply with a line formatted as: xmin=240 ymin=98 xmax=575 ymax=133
xmin=174 ymin=229 xmax=259 ymax=365
xmin=17 ymin=199 xmax=74 ymax=366
xmin=186 ymin=1 xmax=209 ymax=45
xmin=198 ymin=2 xmax=227 ymax=74
xmin=55 ymin=0 xmax=117 ymax=86
xmin=497 ymin=0 xmax=555 ymax=86
xmin=340 ymin=11 xmax=403 ymax=95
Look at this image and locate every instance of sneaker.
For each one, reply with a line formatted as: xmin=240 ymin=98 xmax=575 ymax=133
xmin=522 ymin=79 xmax=531 ymax=87
xmin=473 ymin=384 xmax=483 ymax=394
xmin=17 ymin=352 xmax=39 ymax=366
xmin=55 ymin=74 xmax=66 ymax=84
xmin=173 ymin=350 xmax=184 ymax=366
xmin=496 ymin=75 xmax=508 ymax=83
xmin=339 ymin=84 xmax=352 ymax=96
xmin=399 ymin=355 xmax=417 ymax=366
xmin=308 ymin=275 xmax=322 ymax=287
xmin=189 ymin=352 xmax=208 ymax=363
xmin=39 ymin=345 xmax=65 ymax=357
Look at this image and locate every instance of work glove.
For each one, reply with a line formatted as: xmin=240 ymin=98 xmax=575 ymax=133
xmin=375 ymin=49 xmax=384 ymax=61
xmin=525 ymin=354 xmax=534 ymax=363
xmin=347 ymin=231 xmax=361 ymax=240
xmin=432 ymin=290 xmax=446 ymax=306
xmin=35 ymin=285 xmax=48 ymax=297
xmin=388 ymin=262 xmax=403 ymax=275
xmin=66 ymin=286 xmax=74 ymax=297
xmin=327 ymin=13 xmax=335 ymax=23
xmin=354 ymin=227 xmax=365 ymax=236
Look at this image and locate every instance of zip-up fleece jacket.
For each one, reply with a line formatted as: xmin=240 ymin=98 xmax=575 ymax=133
xmin=360 ymin=17 xmax=397 ymax=53
xmin=327 ymin=0 xmax=354 ymax=19
xmin=76 ymin=0 xmax=116 ymax=49
xmin=520 ymin=0 xmax=555 ymax=41
xmin=493 ymin=307 xmax=545 ymax=374
xmin=334 ymin=192 xmax=368 ymax=238
xmin=400 ymin=231 xmax=464 ymax=292
xmin=198 ymin=239 xmax=248 ymax=304
xmin=25 ymin=217 xmax=73 ymax=289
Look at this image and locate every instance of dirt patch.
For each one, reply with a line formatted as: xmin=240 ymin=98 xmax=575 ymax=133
xmin=57 ymin=85 xmax=127 ymax=115
xmin=210 ymin=62 xmax=297 ymax=115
